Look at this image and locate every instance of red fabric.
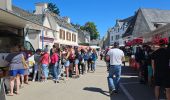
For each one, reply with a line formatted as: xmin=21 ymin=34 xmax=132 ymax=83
xmin=132 ymin=38 xmax=143 ymax=45
xmin=159 ymin=38 xmax=168 ymax=45
xmin=40 ymin=53 xmax=50 ymax=65
xmin=126 ymin=41 xmax=132 ymax=46
xmin=51 ymin=53 xmax=59 ymax=64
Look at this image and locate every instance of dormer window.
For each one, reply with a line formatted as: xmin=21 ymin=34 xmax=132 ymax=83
xmin=154 ymin=23 xmax=163 ymax=29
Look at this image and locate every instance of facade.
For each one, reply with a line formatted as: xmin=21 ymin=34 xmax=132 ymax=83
xmin=102 ymin=28 xmax=111 ymax=49
xmin=1 ymin=1 xmax=78 ymax=50
xmin=109 ymin=17 xmax=132 ymax=46
xmin=77 ymin=29 xmax=90 ymax=45
xmin=54 ymin=15 xmax=78 ymax=47
xmin=123 ymin=8 xmax=170 ymax=44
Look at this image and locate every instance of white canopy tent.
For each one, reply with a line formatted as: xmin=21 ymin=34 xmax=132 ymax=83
xmin=90 ymin=45 xmax=100 ymax=49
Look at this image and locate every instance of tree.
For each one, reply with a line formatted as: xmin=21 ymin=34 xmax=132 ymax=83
xmin=81 ymin=22 xmax=99 ymax=40
xmin=48 ymin=3 xmax=60 ymax=15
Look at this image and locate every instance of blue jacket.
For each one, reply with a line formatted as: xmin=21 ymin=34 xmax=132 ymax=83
xmin=91 ymin=53 xmax=97 ymax=61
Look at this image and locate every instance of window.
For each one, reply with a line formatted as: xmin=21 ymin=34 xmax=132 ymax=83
xmin=74 ymin=34 xmax=76 ymax=42
xmin=116 ymin=35 xmax=119 ymax=40
xmin=60 ymin=29 xmax=62 ymax=39
xmin=69 ymin=33 xmax=71 ymax=41
xmin=66 ymin=32 xmax=69 ymax=40
xmin=63 ymin=30 xmax=65 ymax=40
xmin=111 ymin=36 xmax=114 ymax=41
xmin=72 ymin=33 xmax=74 ymax=41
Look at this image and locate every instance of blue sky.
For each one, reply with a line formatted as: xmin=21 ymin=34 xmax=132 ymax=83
xmin=13 ymin=0 xmax=170 ymax=38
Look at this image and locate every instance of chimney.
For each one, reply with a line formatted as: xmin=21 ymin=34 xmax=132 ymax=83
xmin=63 ymin=17 xmax=71 ymax=23
xmin=0 ymin=0 xmax=12 ymax=11
xmin=34 ymin=3 xmax=48 ymax=14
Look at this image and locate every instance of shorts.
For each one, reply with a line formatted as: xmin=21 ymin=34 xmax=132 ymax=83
xmin=154 ymin=75 xmax=170 ymax=88
xmin=75 ymin=59 xmax=79 ymax=65
xmin=9 ymin=69 xmax=25 ymax=77
xmin=148 ymin=65 xmax=153 ymax=77
xmin=24 ymin=69 xmax=30 ymax=75
xmin=64 ymin=60 xmax=70 ymax=67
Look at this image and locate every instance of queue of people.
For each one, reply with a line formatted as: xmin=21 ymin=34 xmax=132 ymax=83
xmin=4 ymin=44 xmax=98 ymax=96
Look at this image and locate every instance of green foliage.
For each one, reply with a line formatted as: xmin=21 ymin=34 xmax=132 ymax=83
xmin=81 ymin=22 xmax=99 ymax=40
xmin=48 ymin=3 xmax=60 ymax=15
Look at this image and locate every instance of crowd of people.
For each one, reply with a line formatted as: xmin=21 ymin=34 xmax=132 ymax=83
xmin=103 ymin=39 xmax=170 ymax=100
xmin=4 ymin=44 xmax=98 ymax=96
xmin=131 ymin=39 xmax=170 ymax=100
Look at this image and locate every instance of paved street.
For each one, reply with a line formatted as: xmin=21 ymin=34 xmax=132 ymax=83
xmin=6 ymin=60 xmax=165 ymax=100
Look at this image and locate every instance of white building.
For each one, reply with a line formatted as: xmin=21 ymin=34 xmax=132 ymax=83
xmin=110 ymin=17 xmax=133 ymax=46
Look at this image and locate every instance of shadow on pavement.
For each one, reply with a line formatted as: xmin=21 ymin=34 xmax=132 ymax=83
xmin=83 ymin=87 xmax=110 ymax=97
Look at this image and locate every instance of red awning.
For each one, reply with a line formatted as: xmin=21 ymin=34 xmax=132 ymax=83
xmin=132 ymin=38 xmax=143 ymax=45
xmin=125 ymin=41 xmax=132 ymax=46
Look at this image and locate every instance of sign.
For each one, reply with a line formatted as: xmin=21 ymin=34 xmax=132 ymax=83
xmin=40 ymin=36 xmax=54 ymax=43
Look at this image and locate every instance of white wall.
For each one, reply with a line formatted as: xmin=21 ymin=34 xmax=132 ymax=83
xmin=55 ymin=26 xmax=78 ymax=46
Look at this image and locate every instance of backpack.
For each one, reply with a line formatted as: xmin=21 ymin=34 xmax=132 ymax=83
xmin=69 ymin=52 xmax=75 ymax=62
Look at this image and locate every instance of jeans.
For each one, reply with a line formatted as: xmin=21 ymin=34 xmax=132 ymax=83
xmin=107 ymin=65 xmax=121 ymax=91
xmin=32 ymin=64 xmax=41 ymax=81
xmin=92 ymin=61 xmax=96 ymax=71
xmin=78 ymin=62 xmax=85 ymax=74
xmin=52 ymin=62 xmax=60 ymax=80
xmin=41 ymin=64 xmax=49 ymax=79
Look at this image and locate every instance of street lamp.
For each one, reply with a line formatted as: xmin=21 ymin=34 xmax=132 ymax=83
xmin=41 ymin=8 xmax=48 ymax=50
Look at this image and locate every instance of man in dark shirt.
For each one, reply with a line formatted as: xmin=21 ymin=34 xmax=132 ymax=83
xmin=152 ymin=39 xmax=170 ymax=100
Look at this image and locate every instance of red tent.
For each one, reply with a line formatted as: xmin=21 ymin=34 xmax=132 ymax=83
xmin=131 ymin=38 xmax=143 ymax=45
xmin=125 ymin=41 xmax=132 ymax=46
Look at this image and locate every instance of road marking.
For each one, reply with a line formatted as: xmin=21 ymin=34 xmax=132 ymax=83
xmin=120 ymin=83 xmax=135 ymax=100
xmin=121 ymin=82 xmax=139 ymax=85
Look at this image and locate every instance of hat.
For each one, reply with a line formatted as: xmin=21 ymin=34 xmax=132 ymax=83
xmin=159 ymin=38 xmax=168 ymax=45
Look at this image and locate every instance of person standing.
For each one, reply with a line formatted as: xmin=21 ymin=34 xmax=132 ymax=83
xmin=74 ymin=47 xmax=80 ymax=77
xmin=5 ymin=45 xmax=28 ymax=96
xmin=40 ymin=49 xmax=50 ymax=82
xmin=152 ymin=39 xmax=170 ymax=100
xmin=106 ymin=42 xmax=125 ymax=95
xmin=87 ymin=48 xmax=93 ymax=72
xmin=91 ymin=49 xmax=98 ymax=72
xmin=50 ymin=48 xmax=59 ymax=83
xmin=32 ymin=49 xmax=41 ymax=82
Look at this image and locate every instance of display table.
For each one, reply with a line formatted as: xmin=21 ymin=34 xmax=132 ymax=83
xmin=0 ymin=67 xmax=8 ymax=100
xmin=0 ymin=78 xmax=6 ymax=100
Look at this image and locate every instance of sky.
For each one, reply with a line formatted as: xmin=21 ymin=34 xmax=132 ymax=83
xmin=13 ymin=0 xmax=170 ymax=38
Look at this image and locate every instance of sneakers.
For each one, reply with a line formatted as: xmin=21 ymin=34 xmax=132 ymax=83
xmin=110 ymin=89 xmax=118 ymax=95
xmin=109 ymin=89 xmax=115 ymax=95
xmin=54 ymin=80 xmax=59 ymax=83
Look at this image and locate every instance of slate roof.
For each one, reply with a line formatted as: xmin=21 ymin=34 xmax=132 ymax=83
xmin=54 ymin=15 xmax=77 ymax=32
xmin=12 ymin=6 xmax=77 ymax=32
xmin=12 ymin=6 xmax=44 ymax=25
xmin=123 ymin=8 xmax=170 ymax=38
xmin=122 ymin=15 xmax=137 ymax=37
xmin=141 ymin=8 xmax=170 ymax=30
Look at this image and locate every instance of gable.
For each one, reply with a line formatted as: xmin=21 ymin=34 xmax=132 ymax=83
xmin=43 ymin=16 xmax=51 ymax=28
xmin=132 ymin=10 xmax=151 ymax=37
